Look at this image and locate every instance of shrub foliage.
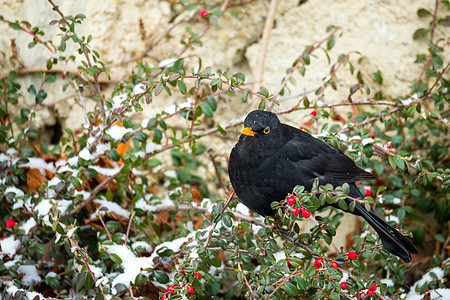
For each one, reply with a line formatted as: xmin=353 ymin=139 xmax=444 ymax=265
xmin=0 ymin=1 xmax=449 ymax=299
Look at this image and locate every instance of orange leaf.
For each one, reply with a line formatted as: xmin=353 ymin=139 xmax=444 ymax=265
xmin=116 ymin=139 xmax=131 ymax=165
xmin=27 ymin=168 xmax=46 ymax=194
xmin=194 ymin=215 xmax=204 ymax=230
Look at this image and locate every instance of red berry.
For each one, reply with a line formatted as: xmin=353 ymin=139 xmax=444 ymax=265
xmin=310 ymin=110 xmax=317 ymax=117
xmin=187 ymin=284 xmax=194 ymax=294
xmin=364 ymin=189 xmax=374 ymax=197
xmin=348 ymin=251 xmax=358 ymax=260
xmin=285 ymin=258 xmax=289 ymax=265
xmin=286 ymin=196 xmax=296 ymax=206
xmin=314 ymin=257 xmax=324 ymax=266
xmin=292 ymin=207 xmax=301 ymax=215
xmin=160 ymin=294 xmax=165 ymax=300
xmin=166 ymin=286 xmax=174 ymax=293
xmin=200 ymin=10 xmax=210 ymax=19
xmin=313 ymin=263 xmax=320 ymax=270
xmin=369 ymin=283 xmax=377 ymax=291
xmin=76 ymin=186 xmax=84 ymax=192
xmin=7 ymin=169 xmax=12 ymax=175
xmin=367 ymin=290 xmax=374 ymax=297
xmin=194 ymin=272 xmax=202 ymax=280
xmin=1 ymin=237 xmax=6 ymax=241
xmin=302 ymin=209 xmax=311 ymax=218
xmin=340 ymin=282 xmax=347 ymax=289
xmin=61 ymin=73 xmax=65 ymax=80
xmin=331 ymin=261 xmax=338 ymax=270
xmin=5 ymin=220 xmax=15 ymax=229
xmin=360 ymin=292 xmax=366 ymax=299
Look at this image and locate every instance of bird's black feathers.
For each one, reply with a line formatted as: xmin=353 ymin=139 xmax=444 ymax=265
xmin=228 ymin=110 xmax=418 ymax=262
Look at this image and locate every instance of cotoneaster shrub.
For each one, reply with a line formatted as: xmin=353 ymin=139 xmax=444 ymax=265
xmin=0 ymin=1 xmax=449 ymax=300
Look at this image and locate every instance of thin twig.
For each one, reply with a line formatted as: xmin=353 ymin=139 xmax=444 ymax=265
xmin=65 ymin=170 xmax=121 ymax=216
xmin=272 ymin=27 xmax=340 ymax=102
xmin=253 ymin=0 xmax=281 ymax=106
xmin=76 ymin=244 xmax=107 ymax=300
xmin=205 ymin=189 xmax=236 ymax=246
xmin=124 ymin=211 xmax=135 ymax=247
xmin=97 ymin=210 xmax=113 ymax=241
xmin=238 ymin=263 xmax=257 ymax=300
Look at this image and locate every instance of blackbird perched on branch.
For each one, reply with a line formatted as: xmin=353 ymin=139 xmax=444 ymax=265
xmin=228 ymin=110 xmax=418 ymax=263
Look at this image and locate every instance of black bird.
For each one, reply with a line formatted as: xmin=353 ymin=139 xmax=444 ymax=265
xmin=228 ymin=110 xmax=418 ymax=262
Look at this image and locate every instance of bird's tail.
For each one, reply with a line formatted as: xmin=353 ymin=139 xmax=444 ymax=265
xmin=354 ymin=203 xmax=418 ymax=263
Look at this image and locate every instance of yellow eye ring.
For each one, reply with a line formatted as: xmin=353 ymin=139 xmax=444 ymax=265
xmin=263 ymin=126 xmax=270 ymax=134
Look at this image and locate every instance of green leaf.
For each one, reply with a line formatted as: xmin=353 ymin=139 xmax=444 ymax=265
xmin=86 ymin=168 xmax=98 ymax=179
xmin=36 ymin=90 xmax=47 ymax=104
xmin=106 ymin=221 xmax=121 ymax=231
xmin=28 ymin=85 xmax=37 ymax=95
xmin=257 ymin=86 xmax=269 ymax=98
xmin=285 ymin=282 xmax=298 ymax=296
xmin=84 ymin=272 xmax=95 ymax=290
xmin=338 ymin=199 xmax=348 ymax=210
xmin=74 ymin=272 xmax=87 ymax=292
xmin=110 ymin=149 xmax=121 ymax=161
xmin=199 ymin=102 xmax=213 ymax=117
xmin=242 ymin=91 xmax=249 ymax=103
xmin=363 ymin=144 xmax=374 ymax=158
xmin=217 ymin=124 xmax=227 ymax=135
xmin=373 ymin=71 xmax=383 ymax=85
xmin=327 ymin=36 xmax=335 ymax=50
xmin=55 ymin=181 xmax=66 ymax=193
xmin=413 ymin=28 xmax=429 ymax=40
xmin=154 ymin=83 xmax=163 ymax=96
xmin=155 ymin=271 xmax=170 ymax=284
xmin=123 ymin=118 xmax=133 ymax=128
xmin=106 ymin=189 xmax=113 ymax=202
xmin=388 ymin=155 xmax=397 ymax=170
xmin=406 ymin=105 xmax=416 ymax=117
xmin=207 ymin=96 xmax=217 ymax=111
xmin=212 ymin=8 xmax=223 ymax=15
xmin=9 ymin=21 xmax=22 ymax=30
xmin=434 ymin=234 xmax=445 ymax=243
xmin=295 ymin=275 xmax=307 ymax=290
xmin=110 ymin=253 xmax=123 ymax=264
xmin=393 ymin=156 xmax=405 ymax=170
xmin=134 ymin=131 xmax=147 ymax=143
xmin=258 ymin=99 xmax=265 ymax=110
xmin=70 ymin=177 xmax=82 ymax=190
xmin=222 ymin=214 xmax=232 ymax=227
xmin=46 ymin=59 xmax=53 ymax=70
xmin=417 ymin=8 xmax=432 ymax=17
xmin=178 ymin=80 xmax=187 ymax=95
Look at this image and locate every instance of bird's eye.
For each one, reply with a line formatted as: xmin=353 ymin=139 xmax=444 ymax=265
xmin=263 ymin=126 xmax=270 ymax=134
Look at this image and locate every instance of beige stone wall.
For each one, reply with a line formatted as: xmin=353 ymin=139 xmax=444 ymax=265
xmin=0 ymin=0 xmax=447 ymax=247
xmin=1 ymin=0 xmax=446 ymax=130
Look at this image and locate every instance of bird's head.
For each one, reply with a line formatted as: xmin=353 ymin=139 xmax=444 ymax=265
xmin=240 ymin=110 xmax=283 ymax=150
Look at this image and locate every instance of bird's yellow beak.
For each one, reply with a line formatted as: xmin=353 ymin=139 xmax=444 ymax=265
xmin=241 ymin=127 xmax=257 ymax=136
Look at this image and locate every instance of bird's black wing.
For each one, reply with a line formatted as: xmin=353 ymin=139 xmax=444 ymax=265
xmin=273 ymin=125 xmax=375 ymax=186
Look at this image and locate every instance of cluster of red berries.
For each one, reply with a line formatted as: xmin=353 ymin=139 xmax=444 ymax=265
xmin=358 ymin=283 xmax=378 ymax=298
xmin=286 ymin=196 xmax=311 ymax=218
xmin=161 ymin=272 xmax=202 ymax=299
xmin=312 ymin=257 xmax=340 ymax=271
